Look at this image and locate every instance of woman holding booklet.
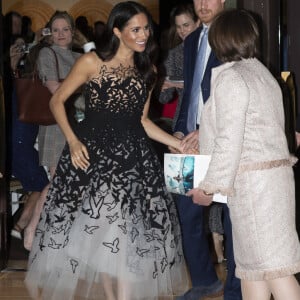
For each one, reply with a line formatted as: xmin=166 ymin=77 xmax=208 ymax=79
xmin=184 ymin=9 xmax=300 ymax=300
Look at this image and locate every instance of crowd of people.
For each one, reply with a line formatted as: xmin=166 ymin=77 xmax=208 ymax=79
xmin=3 ymin=10 xmax=105 ymax=250
xmin=3 ymin=1 xmax=300 ymax=299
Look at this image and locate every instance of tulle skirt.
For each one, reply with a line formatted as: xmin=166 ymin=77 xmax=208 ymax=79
xmin=25 ymin=136 xmax=189 ymax=299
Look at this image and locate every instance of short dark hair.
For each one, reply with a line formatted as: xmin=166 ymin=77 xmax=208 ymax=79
xmin=209 ymin=9 xmax=260 ymax=63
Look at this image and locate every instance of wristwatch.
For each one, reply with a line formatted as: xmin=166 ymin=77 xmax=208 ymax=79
xmin=203 ymin=190 xmax=213 ymax=196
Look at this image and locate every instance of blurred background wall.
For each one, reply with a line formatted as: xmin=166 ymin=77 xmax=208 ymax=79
xmin=2 ymin=0 xmax=159 ymax=32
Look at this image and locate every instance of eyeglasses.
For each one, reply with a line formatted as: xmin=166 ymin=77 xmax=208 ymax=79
xmin=51 ymin=27 xmax=72 ymax=34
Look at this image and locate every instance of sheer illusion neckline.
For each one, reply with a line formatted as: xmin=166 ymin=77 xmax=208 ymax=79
xmin=91 ymin=63 xmax=139 ymax=82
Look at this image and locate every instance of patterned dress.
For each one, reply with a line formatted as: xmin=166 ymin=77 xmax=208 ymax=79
xmin=25 ymin=63 xmax=188 ymax=299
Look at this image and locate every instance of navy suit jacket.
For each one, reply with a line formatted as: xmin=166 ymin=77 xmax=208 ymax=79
xmin=174 ymin=26 xmax=221 ymax=135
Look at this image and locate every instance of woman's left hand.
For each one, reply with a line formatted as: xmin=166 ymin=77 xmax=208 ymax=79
xmin=186 ymin=188 xmax=213 ymax=206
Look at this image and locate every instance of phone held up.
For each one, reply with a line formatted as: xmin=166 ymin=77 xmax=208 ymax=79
xmin=42 ymin=27 xmax=51 ymax=36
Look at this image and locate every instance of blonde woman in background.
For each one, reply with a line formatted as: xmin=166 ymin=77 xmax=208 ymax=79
xmin=23 ymin=11 xmax=87 ymax=250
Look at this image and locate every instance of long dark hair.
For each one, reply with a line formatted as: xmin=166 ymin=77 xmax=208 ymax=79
xmin=168 ymin=3 xmax=198 ymax=48
xmin=97 ymin=1 xmax=157 ymax=90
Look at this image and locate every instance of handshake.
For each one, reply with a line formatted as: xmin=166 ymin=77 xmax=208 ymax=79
xmin=169 ymin=130 xmax=200 ymax=155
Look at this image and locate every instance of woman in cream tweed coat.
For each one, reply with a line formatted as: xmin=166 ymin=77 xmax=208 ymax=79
xmin=185 ymin=9 xmax=300 ymax=300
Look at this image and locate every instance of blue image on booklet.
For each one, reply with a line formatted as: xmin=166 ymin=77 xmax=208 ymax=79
xmin=164 ymin=155 xmax=195 ymax=194
xmin=182 ymin=156 xmax=195 ymax=192
xmin=164 ymin=154 xmax=227 ymax=203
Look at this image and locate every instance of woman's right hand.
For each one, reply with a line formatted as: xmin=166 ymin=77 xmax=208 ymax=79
xmin=168 ymin=132 xmax=184 ymax=154
xmin=69 ymin=139 xmax=90 ymax=170
xmin=10 ymin=41 xmax=24 ymax=57
xmin=9 ymin=41 xmax=25 ymax=70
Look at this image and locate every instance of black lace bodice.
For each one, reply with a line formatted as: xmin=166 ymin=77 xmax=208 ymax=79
xmin=75 ymin=64 xmax=149 ymax=145
xmin=86 ymin=64 xmax=148 ymax=118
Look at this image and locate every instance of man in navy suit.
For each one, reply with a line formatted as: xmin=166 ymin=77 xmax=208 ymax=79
xmin=172 ymin=1 xmax=242 ymax=299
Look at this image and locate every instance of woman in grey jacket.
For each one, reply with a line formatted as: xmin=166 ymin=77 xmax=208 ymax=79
xmin=24 ymin=11 xmax=85 ymax=250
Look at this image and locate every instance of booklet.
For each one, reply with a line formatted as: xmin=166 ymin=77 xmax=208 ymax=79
xmin=164 ymin=153 xmax=227 ymax=203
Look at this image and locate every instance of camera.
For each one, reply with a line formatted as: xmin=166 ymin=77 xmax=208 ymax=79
xmin=42 ymin=28 xmax=51 ymax=36
xmin=21 ymin=44 xmax=32 ymax=53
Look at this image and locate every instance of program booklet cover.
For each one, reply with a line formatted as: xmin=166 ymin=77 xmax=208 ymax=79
xmin=164 ymin=153 xmax=227 ymax=203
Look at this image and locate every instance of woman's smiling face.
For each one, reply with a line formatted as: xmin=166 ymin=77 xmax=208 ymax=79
xmin=51 ymin=18 xmax=73 ymax=49
xmin=114 ymin=13 xmax=150 ymax=53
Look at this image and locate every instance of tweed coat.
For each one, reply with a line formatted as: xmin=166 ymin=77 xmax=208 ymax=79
xmin=198 ymin=58 xmax=300 ymax=280
xmin=37 ymin=45 xmax=81 ymax=167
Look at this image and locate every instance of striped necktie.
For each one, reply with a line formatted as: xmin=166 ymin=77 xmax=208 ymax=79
xmin=187 ymin=27 xmax=208 ymax=132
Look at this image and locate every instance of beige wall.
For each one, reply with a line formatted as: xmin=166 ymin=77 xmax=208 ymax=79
xmin=2 ymin=0 xmax=159 ymax=32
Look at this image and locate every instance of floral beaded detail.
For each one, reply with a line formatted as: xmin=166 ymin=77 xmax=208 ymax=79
xmin=87 ymin=64 xmax=147 ymax=116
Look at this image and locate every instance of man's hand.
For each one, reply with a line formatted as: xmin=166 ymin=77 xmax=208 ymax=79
xmin=186 ymin=188 xmax=213 ymax=206
xmin=181 ymin=130 xmax=199 ymax=153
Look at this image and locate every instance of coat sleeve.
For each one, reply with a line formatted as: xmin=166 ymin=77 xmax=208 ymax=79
xmin=174 ymin=39 xmax=192 ymax=135
xmin=37 ymin=47 xmax=59 ymax=83
xmin=173 ymin=29 xmax=201 ymax=135
xmin=199 ymin=68 xmax=250 ymax=196
xmin=159 ymin=47 xmax=177 ymax=104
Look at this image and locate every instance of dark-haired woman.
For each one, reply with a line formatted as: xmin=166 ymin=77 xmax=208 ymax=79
xmin=25 ymin=2 xmax=188 ymax=299
xmin=159 ymin=3 xmax=199 ymax=130
xmin=186 ymin=9 xmax=300 ymax=300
